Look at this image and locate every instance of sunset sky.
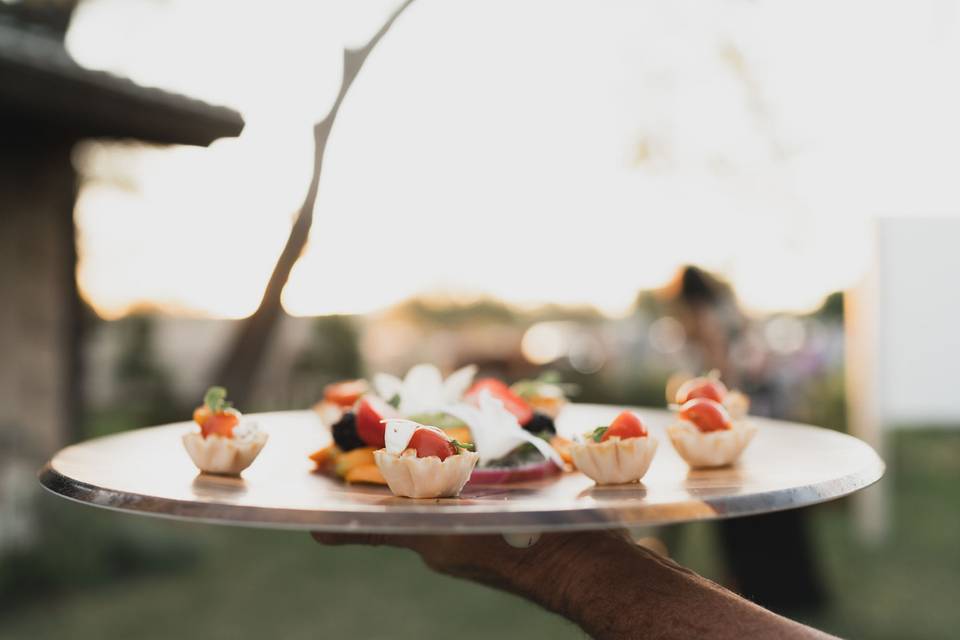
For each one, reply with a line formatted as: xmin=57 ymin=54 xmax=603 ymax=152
xmin=66 ymin=0 xmax=960 ymax=319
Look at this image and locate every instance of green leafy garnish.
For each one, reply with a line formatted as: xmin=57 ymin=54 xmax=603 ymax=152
xmin=511 ymin=371 xmax=579 ymax=400
xmin=408 ymin=412 xmax=468 ymax=430
xmin=539 ymin=370 xmax=563 ymax=384
xmin=589 ymin=426 xmax=608 ymax=442
xmin=203 ymin=386 xmax=233 ymax=413
xmin=483 ymin=443 xmax=544 ymax=468
xmin=449 ymin=439 xmax=475 ymax=453
xmin=386 ymin=393 xmax=401 ymax=409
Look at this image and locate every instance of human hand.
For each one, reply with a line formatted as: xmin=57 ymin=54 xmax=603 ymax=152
xmin=312 ymin=529 xmax=835 ymax=640
xmin=312 ymin=529 xmax=635 ymax=605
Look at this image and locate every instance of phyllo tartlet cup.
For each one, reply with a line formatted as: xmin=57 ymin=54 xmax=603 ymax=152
xmin=374 ymin=449 xmax=480 ymax=498
xmin=569 ymin=436 xmax=658 ymax=485
xmin=666 ymin=421 xmax=757 ymax=469
xmin=182 ymin=432 xmax=268 ymax=476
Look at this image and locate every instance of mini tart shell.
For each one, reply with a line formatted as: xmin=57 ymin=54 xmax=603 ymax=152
xmin=183 ymin=431 xmax=268 ymax=476
xmin=569 ymin=435 xmax=658 ymax=485
xmin=722 ymin=391 xmax=750 ymax=421
xmin=374 ymin=449 xmax=479 ymax=498
xmin=667 ymin=420 xmax=757 ymax=469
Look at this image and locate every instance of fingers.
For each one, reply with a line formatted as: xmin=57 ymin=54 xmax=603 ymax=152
xmin=309 ymin=531 xmax=511 ymax=570
xmin=311 ymin=531 xmax=410 ymax=547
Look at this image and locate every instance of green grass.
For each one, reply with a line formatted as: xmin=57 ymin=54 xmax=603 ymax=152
xmin=797 ymin=429 xmax=960 ymax=640
xmin=0 ymin=504 xmax=582 ymax=640
xmin=1 ymin=430 xmax=957 ymax=639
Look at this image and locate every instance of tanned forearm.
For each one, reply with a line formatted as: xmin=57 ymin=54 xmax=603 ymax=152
xmin=503 ymin=532 xmax=835 ymax=640
xmin=313 ymin=530 xmax=836 ymax=640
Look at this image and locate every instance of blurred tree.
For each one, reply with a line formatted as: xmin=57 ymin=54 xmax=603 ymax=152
xmin=632 ymin=289 xmax=662 ymax=317
xmin=113 ymin=314 xmax=178 ymax=426
xmin=0 ymin=499 xmax=196 ymax=612
xmin=398 ymin=297 xmax=518 ymax=327
xmin=292 ymin=315 xmax=363 ymax=383
xmin=0 ymin=0 xmax=78 ymax=37
xmin=813 ymin=291 xmax=844 ymax=322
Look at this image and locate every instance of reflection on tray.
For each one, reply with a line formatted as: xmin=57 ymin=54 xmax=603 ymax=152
xmin=191 ymin=473 xmax=249 ymax=499
xmin=578 ymin=482 xmax=648 ymax=502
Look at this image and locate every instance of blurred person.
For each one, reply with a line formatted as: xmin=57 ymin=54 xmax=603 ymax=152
xmin=663 ymin=266 xmax=826 ymax=612
xmin=314 ymin=530 xmax=835 ymax=640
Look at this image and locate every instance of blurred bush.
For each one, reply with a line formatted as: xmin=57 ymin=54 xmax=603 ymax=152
xmin=0 ymin=499 xmax=197 ymax=613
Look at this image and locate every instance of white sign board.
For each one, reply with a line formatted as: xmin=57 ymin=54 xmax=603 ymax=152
xmin=850 ymin=218 xmax=960 ymax=428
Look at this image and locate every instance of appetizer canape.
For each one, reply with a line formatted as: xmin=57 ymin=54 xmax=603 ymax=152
xmin=309 ymin=395 xmax=398 ymax=485
xmin=667 ymin=397 xmax=757 ymax=469
xmin=670 ymin=372 xmax=750 ymax=420
xmin=568 ymin=411 xmax=658 ymax=485
xmin=309 ymin=363 xmax=475 ymax=485
xmin=183 ymin=386 xmax=267 ymax=476
xmin=309 ymin=364 xmax=574 ymax=485
xmin=374 ymin=419 xmax=479 ymax=498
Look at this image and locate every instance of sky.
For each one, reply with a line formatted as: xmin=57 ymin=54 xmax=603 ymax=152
xmin=66 ymin=0 xmax=960 ymax=319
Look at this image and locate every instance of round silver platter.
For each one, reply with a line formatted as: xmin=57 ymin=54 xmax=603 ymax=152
xmin=38 ymin=405 xmax=884 ymax=534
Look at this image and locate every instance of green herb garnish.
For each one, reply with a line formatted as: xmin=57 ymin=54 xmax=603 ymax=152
xmin=511 ymin=371 xmax=579 ymax=400
xmin=483 ymin=443 xmax=544 ymax=468
xmin=539 ymin=370 xmax=563 ymax=384
xmin=408 ymin=412 xmax=468 ymax=431
xmin=203 ymin=386 xmax=233 ymax=413
xmin=449 ymin=439 xmax=476 ymax=453
xmin=589 ymin=426 xmax=608 ymax=442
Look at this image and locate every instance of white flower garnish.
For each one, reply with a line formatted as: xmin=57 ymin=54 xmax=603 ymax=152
xmin=446 ymin=391 xmax=563 ymax=466
xmin=373 ymin=363 xmax=477 ymax=416
xmin=383 ymin=418 xmax=454 ymax=455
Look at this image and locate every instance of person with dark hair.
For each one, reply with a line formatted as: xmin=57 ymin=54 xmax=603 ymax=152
xmin=664 ymin=265 xmax=827 ymax=612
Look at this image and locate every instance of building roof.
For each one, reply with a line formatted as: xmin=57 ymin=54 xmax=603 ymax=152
xmin=0 ymin=21 xmax=244 ymax=146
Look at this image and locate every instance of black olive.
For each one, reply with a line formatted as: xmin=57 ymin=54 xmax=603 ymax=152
xmin=331 ymin=412 xmax=365 ymax=451
xmin=524 ymin=411 xmax=556 ymax=435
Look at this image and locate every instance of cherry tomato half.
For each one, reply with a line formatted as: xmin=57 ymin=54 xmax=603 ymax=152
xmin=199 ymin=411 xmax=239 ymax=438
xmin=407 ymin=429 xmax=457 ymax=460
xmin=601 ymin=410 xmax=648 ymax=441
xmin=355 ymin=396 xmax=398 ymax=448
xmin=675 ymin=377 xmax=728 ymax=404
xmin=324 ymin=379 xmax=369 ymax=408
xmin=679 ymin=398 xmax=732 ymax=433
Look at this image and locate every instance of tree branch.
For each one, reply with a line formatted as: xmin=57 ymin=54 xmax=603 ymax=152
xmin=215 ymin=0 xmax=416 ymax=403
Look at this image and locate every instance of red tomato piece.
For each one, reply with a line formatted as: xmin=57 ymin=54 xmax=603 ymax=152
xmin=355 ymin=396 xmax=398 ymax=447
xmin=601 ymin=410 xmax=648 ymax=441
xmin=679 ymin=398 xmax=732 ymax=433
xmin=323 ymin=379 xmax=369 ymax=407
xmin=407 ymin=429 xmax=457 ymax=460
xmin=200 ymin=411 xmax=239 ymax=438
xmin=675 ymin=377 xmax=728 ymax=404
xmin=193 ymin=406 xmax=211 ymax=427
xmin=467 ymin=378 xmax=534 ymax=425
